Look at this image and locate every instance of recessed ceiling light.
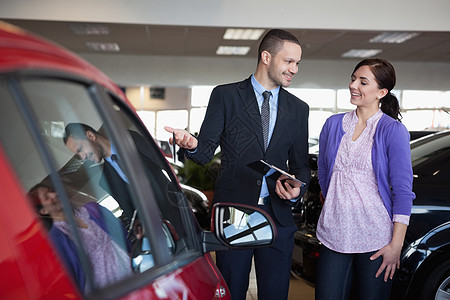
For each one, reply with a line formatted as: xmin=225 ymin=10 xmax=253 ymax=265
xmin=223 ymin=28 xmax=265 ymax=40
xmin=341 ymin=49 xmax=383 ymax=58
xmin=85 ymin=42 xmax=120 ymax=52
xmin=370 ymin=32 xmax=419 ymax=44
xmin=216 ymin=46 xmax=250 ymax=55
xmin=69 ymin=23 xmax=109 ymax=35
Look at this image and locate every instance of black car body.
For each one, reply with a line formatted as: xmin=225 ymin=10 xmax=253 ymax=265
xmin=292 ymin=130 xmax=450 ymax=300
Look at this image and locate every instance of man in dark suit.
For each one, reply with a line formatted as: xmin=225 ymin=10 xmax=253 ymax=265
xmin=63 ymin=123 xmax=171 ymax=221
xmin=165 ymin=29 xmax=310 ymax=299
xmin=63 ymin=123 xmax=136 ymax=221
xmin=63 ymin=123 xmax=186 ymax=254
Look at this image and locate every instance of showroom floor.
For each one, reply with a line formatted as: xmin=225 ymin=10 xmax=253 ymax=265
xmin=246 ymin=260 xmax=315 ymax=300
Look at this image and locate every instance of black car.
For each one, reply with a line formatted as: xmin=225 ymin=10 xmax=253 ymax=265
xmin=291 ymin=130 xmax=450 ymax=300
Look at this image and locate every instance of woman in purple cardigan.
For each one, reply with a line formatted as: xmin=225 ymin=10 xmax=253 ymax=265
xmin=28 ymin=184 xmax=132 ymax=293
xmin=315 ymin=59 xmax=415 ymax=300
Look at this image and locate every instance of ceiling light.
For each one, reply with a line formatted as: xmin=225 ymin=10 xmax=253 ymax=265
xmin=223 ymin=28 xmax=265 ymax=40
xmin=216 ymin=46 xmax=250 ymax=55
xmin=341 ymin=49 xmax=382 ymax=58
xmin=69 ymin=23 xmax=110 ymax=35
xmin=370 ymin=32 xmax=419 ymax=44
xmin=85 ymin=42 xmax=120 ymax=52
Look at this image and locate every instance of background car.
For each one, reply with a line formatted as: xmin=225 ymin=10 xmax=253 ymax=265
xmin=156 ymin=140 xmax=211 ymax=229
xmin=179 ymin=183 xmax=211 ymax=229
xmin=291 ymin=130 xmax=450 ymax=300
xmin=0 ymin=23 xmax=277 ymax=299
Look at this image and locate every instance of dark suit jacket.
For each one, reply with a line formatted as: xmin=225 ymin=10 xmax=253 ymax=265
xmin=186 ymin=76 xmax=310 ymax=226
xmin=99 ymin=130 xmax=171 ymax=221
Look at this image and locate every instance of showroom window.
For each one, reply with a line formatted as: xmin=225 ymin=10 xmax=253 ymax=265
xmin=130 ymin=86 xmax=449 ymax=146
xmin=155 ymin=110 xmax=188 ymax=141
xmin=191 ymin=85 xmax=214 ymax=107
xmin=288 ymin=88 xmax=335 ymax=109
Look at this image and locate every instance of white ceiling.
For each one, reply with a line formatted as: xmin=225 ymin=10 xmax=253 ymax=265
xmin=4 ymin=19 xmax=450 ymax=63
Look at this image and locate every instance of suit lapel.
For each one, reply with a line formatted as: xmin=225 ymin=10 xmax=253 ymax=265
xmin=238 ymin=78 xmax=265 ymax=151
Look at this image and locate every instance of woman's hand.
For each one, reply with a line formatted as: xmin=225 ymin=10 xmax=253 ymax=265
xmin=370 ymin=242 xmax=402 ymax=282
xmin=370 ymin=221 xmax=408 ymax=282
xmin=319 ymin=191 xmax=325 ymax=205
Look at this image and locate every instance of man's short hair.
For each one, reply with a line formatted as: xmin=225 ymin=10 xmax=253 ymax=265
xmin=63 ymin=123 xmax=98 ymax=144
xmin=257 ymin=29 xmax=301 ymax=64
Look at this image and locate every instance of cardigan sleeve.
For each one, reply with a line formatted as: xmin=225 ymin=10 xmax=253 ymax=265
xmin=385 ymin=121 xmax=415 ymax=217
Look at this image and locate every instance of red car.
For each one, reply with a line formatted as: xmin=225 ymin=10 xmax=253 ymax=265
xmin=0 ymin=22 xmax=276 ymax=299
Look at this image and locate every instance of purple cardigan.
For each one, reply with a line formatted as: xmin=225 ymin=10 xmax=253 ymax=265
xmin=318 ymin=112 xmax=415 ymax=219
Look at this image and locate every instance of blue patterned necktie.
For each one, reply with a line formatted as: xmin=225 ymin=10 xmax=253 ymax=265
xmin=261 ymin=91 xmax=271 ymax=151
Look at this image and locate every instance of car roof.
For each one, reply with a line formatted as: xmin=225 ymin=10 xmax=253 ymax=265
xmin=0 ymin=21 xmax=125 ymax=100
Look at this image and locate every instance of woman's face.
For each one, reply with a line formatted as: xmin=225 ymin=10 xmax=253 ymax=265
xmin=349 ymin=65 xmax=387 ymax=109
xmin=37 ymin=186 xmax=63 ymax=216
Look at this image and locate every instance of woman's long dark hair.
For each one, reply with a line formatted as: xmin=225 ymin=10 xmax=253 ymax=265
xmin=28 ymin=183 xmax=53 ymax=230
xmin=353 ymin=58 xmax=402 ymax=121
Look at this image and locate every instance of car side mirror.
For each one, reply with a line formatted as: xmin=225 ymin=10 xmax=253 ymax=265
xmin=211 ymin=203 xmax=276 ymax=248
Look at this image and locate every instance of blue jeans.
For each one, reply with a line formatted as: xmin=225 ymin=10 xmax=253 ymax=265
xmin=315 ymin=245 xmax=393 ymax=300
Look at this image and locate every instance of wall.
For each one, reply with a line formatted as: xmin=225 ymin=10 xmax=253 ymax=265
xmin=81 ymin=53 xmax=450 ymax=91
xmin=2 ymin=0 xmax=450 ymax=91
xmin=126 ymin=86 xmax=191 ymax=110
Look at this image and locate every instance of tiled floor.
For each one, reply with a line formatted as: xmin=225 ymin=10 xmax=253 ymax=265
xmin=246 ymin=260 xmax=315 ymax=300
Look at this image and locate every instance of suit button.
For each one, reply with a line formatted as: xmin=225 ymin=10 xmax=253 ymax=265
xmin=256 ymin=180 xmax=261 ymax=185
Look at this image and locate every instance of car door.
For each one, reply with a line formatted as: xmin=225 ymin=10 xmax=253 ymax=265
xmin=0 ymin=72 xmax=224 ymax=299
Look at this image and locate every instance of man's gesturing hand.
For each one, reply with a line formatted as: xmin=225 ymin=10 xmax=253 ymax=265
xmin=164 ymin=126 xmax=198 ymax=150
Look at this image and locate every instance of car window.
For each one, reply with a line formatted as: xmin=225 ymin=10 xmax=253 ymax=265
xmin=0 ymin=76 xmax=200 ymax=297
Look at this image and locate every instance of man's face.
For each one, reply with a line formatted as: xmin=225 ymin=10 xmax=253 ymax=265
xmin=267 ymin=41 xmax=302 ymax=88
xmin=65 ymin=131 xmax=104 ymax=163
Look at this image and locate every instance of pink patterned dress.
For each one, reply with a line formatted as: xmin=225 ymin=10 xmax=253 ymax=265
xmin=54 ymin=206 xmax=132 ymax=291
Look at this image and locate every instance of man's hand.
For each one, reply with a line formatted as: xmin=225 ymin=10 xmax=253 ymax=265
xmin=164 ymin=126 xmax=198 ymax=150
xmin=275 ymin=174 xmax=301 ymax=200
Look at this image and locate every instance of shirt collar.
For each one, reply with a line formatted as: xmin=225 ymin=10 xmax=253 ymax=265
xmin=251 ymin=74 xmax=280 ymax=98
xmin=105 ymin=142 xmax=118 ymax=162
